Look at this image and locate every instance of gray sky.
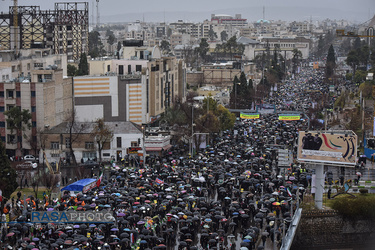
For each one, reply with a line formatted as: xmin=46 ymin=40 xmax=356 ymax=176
xmin=1 ymin=0 xmax=374 ymax=23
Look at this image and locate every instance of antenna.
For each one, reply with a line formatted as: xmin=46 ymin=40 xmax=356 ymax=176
xmin=91 ymin=0 xmax=94 ymax=27
xmin=263 ymin=6 xmax=265 ymax=20
xmin=96 ymin=0 xmax=100 ymax=27
xmin=12 ymin=0 xmax=18 ymax=53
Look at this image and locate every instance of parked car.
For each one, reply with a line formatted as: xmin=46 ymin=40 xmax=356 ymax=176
xmin=24 ymin=155 xmax=36 ymax=162
xmin=81 ymin=160 xmax=99 ymax=168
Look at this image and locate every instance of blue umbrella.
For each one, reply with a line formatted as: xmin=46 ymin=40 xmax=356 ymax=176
xmin=243 ymin=239 xmax=251 ymax=243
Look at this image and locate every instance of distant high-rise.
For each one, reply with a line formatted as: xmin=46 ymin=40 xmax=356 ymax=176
xmin=0 ymin=2 xmax=88 ymax=61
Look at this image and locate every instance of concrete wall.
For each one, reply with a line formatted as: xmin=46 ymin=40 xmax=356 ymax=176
xmin=291 ymin=210 xmax=375 ymax=250
xmin=186 ymin=72 xmax=204 ymax=87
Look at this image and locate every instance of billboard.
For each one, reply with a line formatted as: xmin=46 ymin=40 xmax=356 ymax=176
xmin=297 ymin=131 xmax=357 ymax=166
xmin=240 ymin=113 xmax=260 ymax=119
xmin=278 ymin=114 xmax=301 ymax=121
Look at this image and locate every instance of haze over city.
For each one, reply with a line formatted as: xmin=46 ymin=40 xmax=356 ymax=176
xmin=1 ymin=0 xmax=374 ymax=23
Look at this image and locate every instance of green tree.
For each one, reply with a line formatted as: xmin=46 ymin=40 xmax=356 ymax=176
xmin=92 ymin=118 xmax=113 ymax=163
xmin=208 ymin=26 xmax=217 ymax=41
xmin=316 ymin=35 xmax=325 ymax=58
xmin=353 ymin=37 xmax=361 ymax=50
xmin=326 ymin=44 xmax=336 ymax=79
xmin=220 ymin=31 xmax=228 ymax=42
xmin=202 ymin=96 xmax=218 ymax=114
xmin=67 ymin=64 xmax=77 ymax=76
xmin=117 ymin=41 xmax=122 ymax=59
xmin=160 ymin=40 xmax=171 ymax=54
xmin=0 ymin=140 xmax=18 ymax=205
xmin=215 ymin=104 xmax=236 ymax=131
xmin=197 ymin=38 xmax=209 ymax=62
xmin=77 ymin=53 xmax=89 ymax=76
xmin=346 ymin=50 xmax=359 ymax=77
xmin=4 ymin=107 xmax=31 ymax=157
xmin=106 ymin=29 xmax=115 ymax=46
xmin=88 ymin=31 xmax=104 ymax=58
xmin=292 ymin=48 xmax=302 ymax=74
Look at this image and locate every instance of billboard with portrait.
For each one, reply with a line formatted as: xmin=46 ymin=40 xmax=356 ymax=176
xmin=297 ymin=131 xmax=357 ymax=166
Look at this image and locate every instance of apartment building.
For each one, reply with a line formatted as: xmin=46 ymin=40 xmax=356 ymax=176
xmin=211 ymin=14 xmax=247 ymax=27
xmin=0 ymin=68 xmax=73 ymax=157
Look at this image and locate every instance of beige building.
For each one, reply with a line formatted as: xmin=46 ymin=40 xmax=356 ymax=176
xmin=0 ymin=68 xmax=73 ymax=157
xmin=146 ymin=57 xmax=186 ymax=121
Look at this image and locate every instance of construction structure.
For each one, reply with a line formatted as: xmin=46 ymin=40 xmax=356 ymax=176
xmin=0 ymin=2 xmax=88 ymax=61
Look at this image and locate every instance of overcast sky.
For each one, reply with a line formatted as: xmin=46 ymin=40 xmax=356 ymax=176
xmin=1 ymin=0 xmax=374 ymax=23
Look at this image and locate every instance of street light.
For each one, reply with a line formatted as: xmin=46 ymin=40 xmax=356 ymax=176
xmin=234 ymin=82 xmax=241 ymax=109
xmin=190 ymin=105 xmax=194 ymax=157
xmin=141 ymin=125 xmax=146 ymax=165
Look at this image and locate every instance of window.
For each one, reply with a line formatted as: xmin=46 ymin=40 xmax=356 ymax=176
xmin=0 ymin=122 xmax=4 ymax=127
xmin=65 ymin=138 xmax=70 ymax=148
xmin=51 ymin=142 xmax=59 ymax=149
xmin=0 ymin=136 xmax=5 ymax=142
xmin=85 ymin=142 xmax=94 ymax=149
xmin=7 ymin=105 xmax=14 ymax=111
xmin=116 ymin=137 xmax=122 ymax=148
xmin=131 ymin=141 xmax=138 ymax=147
xmin=54 ymin=60 xmax=61 ymax=65
xmin=136 ymin=65 xmax=142 ymax=72
xmin=107 ymin=65 xmax=110 ymax=72
xmin=27 ymin=63 xmax=30 ymax=70
xmin=7 ymin=90 xmax=14 ymax=99
xmin=34 ymin=63 xmax=43 ymax=68
xmin=32 ymin=121 xmax=36 ymax=127
xmin=31 ymin=91 xmax=36 ymax=97
xmin=0 ymin=106 xmax=4 ymax=112
xmin=0 ymin=91 xmax=3 ymax=97
xmin=31 ymin=106 xmax=36 ymax=112
xmin=7 ymin=134 xmax=16 ymax=144
xmin=16 ymin=91 xmax=20 ymax=98
xmin=44 ymin=74 xmax=52 ymax=81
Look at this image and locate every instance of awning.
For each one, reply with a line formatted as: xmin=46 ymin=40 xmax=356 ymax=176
xmin=61 ymin=178 xmax=97 ymax=193
xmin=146 ymin=145 xmax=172 ymax=152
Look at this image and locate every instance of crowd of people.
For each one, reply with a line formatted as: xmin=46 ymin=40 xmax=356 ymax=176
xmin=1 ymin=69 xmax=329 ymax=250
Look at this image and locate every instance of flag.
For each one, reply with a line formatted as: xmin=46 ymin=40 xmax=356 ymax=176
xmin=130 ymin=233 xmax=134 ymax=244
xmin=155 ymin=178 xmax=164 ymax=185
xmin=286 ymin=187 xmax=292 ymax=197
xmin=96 ymin=171 xmax=103 ymax=187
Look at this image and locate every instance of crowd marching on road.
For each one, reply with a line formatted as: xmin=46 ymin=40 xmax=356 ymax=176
xmin=0 ymin=68 xmax=349 ymax=250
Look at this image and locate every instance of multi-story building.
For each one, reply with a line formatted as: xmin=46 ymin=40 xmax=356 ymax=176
xmin=0 ymin=48 xmax=68 ymax=81
xmin=73 ymin=74 xmax=147 ymax=124
xmin=0 ymin=67 xmax=73 ymax=157
xmin=211 ymin=14 xmax=247 ymax=27
xmin=146 ymin=57 xmax=186 ymax=121
xmin=0 ymin=3 xmax=88 ymax=61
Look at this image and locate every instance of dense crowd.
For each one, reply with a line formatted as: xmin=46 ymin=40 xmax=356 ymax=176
xmin=1 ymin=69 xmax=328 ymax=250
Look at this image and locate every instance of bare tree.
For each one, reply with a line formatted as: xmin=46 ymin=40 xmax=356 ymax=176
xmin=40 ymin=172 xmax=60 ymax=202
xmin=92 ymin=118 xmax=113 ymax=163
xmin=65 ymin=109 xmax=87 ymax=167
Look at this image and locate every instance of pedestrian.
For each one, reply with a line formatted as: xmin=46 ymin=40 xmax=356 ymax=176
xmin=327 ymin=188 xmax=331 ymax=199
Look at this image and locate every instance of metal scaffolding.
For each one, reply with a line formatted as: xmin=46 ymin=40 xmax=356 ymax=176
xmin=0 ymin=2 xmax=88 ymax=61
